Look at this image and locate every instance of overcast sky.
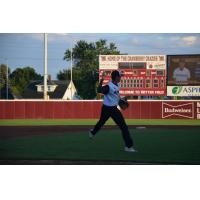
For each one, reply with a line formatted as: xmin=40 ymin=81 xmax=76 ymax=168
xmin=0 ymin=33 xmax=200 ymax=79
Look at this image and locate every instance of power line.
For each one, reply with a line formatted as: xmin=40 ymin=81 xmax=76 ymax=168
xmin=0 ymin=57 xmax=68 ymax=61
xmin=1 ymin=43 xmax=71 ymax=49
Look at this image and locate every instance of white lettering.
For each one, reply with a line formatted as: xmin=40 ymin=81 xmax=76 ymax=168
xmin=164 ymin=108 xmax=191 ymax=113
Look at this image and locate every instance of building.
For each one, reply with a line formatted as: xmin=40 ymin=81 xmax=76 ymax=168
xmin=22 ymin=78 xmax=78 ymax=100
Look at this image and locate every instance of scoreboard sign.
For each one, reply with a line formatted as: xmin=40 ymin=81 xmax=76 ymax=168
xmin=99 ymin=55 xmax=166 ymax=96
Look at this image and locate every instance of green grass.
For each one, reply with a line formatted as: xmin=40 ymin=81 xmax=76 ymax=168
xmin=1 ymin=128 xmax=200 ymax=164
xmin=0 ymin=119 xmax=200 ymax=126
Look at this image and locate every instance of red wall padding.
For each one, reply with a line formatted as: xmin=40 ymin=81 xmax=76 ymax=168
xmin=25 ymin=101 xmax=35 ymax=119
xmin=0 ymin=101 xmax=198 ymax=119
xmin=14 ymin=101 xmax=25 ymax=119
xmin=4 ymin=101 xmax=15 ymax=119
xmin=0 ymin=101 xmax=5 ymax=119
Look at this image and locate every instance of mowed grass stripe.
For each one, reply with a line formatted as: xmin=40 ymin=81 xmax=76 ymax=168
xmin=0 ymin=119 xmax=200 ymax=126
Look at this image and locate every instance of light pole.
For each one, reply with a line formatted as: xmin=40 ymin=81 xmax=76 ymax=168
xmin=56 ymin=33 xmax=74 ymax=99
xmin=44 ymin=33 xmax=48 ymax=100
xmin=63 ymin=33 xmax=74 ymax=100
xmin=70 ymin=38 xmax=73 ymax=100
xmin=0 ymin=65 xmax=2 ymax=99
xmin=6 ymin=58 xmax=8 ymax=100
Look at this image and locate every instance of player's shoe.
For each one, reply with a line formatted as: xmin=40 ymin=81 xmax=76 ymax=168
xmin=124 ymin=147 xmax=137 ymax=152
xmin=89 ymin=129 xmax=94 ymax=139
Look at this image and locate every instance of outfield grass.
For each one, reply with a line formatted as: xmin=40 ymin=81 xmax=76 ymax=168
xmin=0 ymin=128 xmax=200 ymax=164
xmin=0 ymin=119 xmax=200 ymax=126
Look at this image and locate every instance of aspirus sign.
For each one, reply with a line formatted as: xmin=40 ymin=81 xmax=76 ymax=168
xmin=167 ymin=86 xmax=200 ymax=96
xmin=162 ymin=102 xmax=194 ymax=119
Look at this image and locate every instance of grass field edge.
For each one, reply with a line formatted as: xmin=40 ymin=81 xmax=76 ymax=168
xmin=0 ymin=119 xmax=200 ymax=126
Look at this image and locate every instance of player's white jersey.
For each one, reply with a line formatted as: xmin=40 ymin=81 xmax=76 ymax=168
xmin=173 ymin=67 xmax=190 ymax=83
xmin=103 ymin=81 xmax=120 ymax=106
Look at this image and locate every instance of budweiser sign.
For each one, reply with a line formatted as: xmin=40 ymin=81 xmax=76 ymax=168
xmin=162 ymin=102 xmax=194 ymax=119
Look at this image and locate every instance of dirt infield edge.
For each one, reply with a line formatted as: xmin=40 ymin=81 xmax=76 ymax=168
xmin=0 ymin=125 xmax=200 ymax=138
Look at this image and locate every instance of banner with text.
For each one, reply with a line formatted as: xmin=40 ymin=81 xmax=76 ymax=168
xmin=162 ymin=101 xmax=200 ymax=119
xmin=167 ymin=86 xmax=200 ymax=96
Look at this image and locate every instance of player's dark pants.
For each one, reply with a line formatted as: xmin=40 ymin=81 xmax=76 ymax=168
xmin=92 ymin=104 xmax=134 ymax=148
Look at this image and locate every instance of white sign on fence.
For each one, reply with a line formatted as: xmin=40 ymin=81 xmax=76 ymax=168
xmin=167 ymin=86 xmax=200 ymax=96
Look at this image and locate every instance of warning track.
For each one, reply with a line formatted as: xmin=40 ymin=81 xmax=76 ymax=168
xmin=0 ymin=125 xmax=199 ymax=138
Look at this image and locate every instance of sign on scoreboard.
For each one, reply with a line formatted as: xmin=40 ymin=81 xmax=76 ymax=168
xmin=99 ymin=55 xmax=166 ymax=96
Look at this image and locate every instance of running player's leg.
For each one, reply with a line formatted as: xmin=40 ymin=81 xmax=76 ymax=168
xmin=111 ymin=107 xmax=134 ymax=148
xmin=91 ymin=105 xmax=111 ymax=135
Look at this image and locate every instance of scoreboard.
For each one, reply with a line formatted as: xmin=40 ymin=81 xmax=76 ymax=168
xmin=99 ymin=55 xmax=166 ymax=96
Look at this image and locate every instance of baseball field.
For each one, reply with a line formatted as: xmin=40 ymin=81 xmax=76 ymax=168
xmin=0 ymin=119 xmax=200 ymax=164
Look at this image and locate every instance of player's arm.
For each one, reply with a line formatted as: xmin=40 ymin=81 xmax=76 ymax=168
xmin=97 ymin=79 xmax=109 ymax=95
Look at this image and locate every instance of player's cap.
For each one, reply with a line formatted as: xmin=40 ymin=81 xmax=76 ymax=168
xmin=111 ymin=70 xmax=121 ymax=80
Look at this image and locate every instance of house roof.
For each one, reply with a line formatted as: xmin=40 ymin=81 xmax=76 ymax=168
xmin=36 ymin=79 xmax=57 ymax=86
xmin=22 ymin=80 xmax=71 ymax=99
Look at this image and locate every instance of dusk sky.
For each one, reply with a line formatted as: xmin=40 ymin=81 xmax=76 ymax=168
xmin=1 ymin=33 xmax=200 ymax=79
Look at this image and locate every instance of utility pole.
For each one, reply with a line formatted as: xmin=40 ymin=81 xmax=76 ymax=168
xmin=44 ymin=33 xmax=48 ymax=100
xmin=70 ymin=40 xmax=73 ymax=99
xmin=6 ymin=58 xmax=8 ymax=100
xmin=0 ymin=64 xmax=1 ymax=99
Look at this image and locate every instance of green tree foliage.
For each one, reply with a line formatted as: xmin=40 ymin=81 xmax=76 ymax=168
xmin=59 ymin=39 xmax=120 ymax=99
xmin=0 ymin=64 xmax=11 ymax=89
xmin=10 ymin=67 xmax=42 ymax=95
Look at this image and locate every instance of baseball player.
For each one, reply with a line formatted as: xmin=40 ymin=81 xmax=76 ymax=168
xmin=173 ymin=61 xmax=191 ymax=85
xmin=89 ymin=70 xmax=137 ymax=152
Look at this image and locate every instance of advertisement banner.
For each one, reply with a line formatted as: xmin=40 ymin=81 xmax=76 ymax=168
xmin=162 ymin=102 xmax=194 ymax=119
xmin=167 ymin=86 xmax=200 ymax=96
xmin=99 ymin=55 xmax=166 ymax=96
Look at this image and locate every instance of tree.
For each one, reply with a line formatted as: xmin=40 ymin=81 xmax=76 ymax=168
xmin=0 ymin=64 xmax=11 ymax=89
xmin=60 ymin=39 xmax=120 ymax=99
xmin=10 ymin=67 xmax=42 ymax=95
